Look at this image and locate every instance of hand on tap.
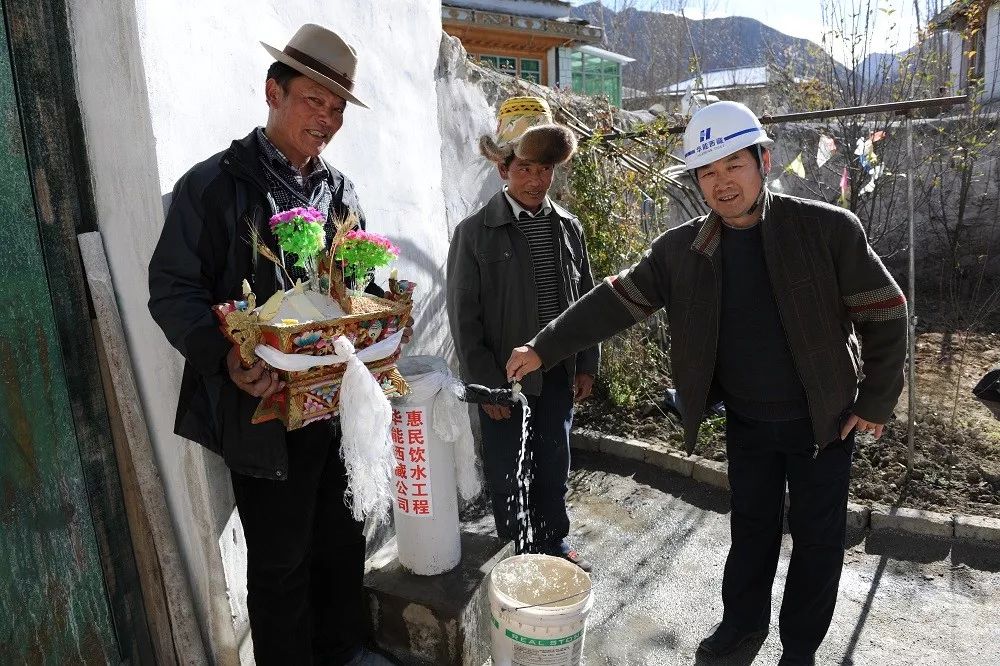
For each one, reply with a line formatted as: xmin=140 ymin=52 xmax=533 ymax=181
xmin=506 ymin=345 xmax=542 ymax=382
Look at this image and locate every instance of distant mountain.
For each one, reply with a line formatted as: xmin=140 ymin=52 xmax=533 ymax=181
xmin=855 ymin=41 xmax=946 ymax=85
xmin=572 ymin=2 xmax=832 ymax=93
xmin=857 ymin=52 xmax=901 ymax=81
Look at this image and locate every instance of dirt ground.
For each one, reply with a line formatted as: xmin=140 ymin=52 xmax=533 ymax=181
xmin=576 ymin=331 xmax=1000 ymax=519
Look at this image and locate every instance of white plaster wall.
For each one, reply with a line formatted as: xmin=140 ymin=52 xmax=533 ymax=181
xmin=948 ymin=30 xmax=965 ymax=95
xmin=67 ymin=1 xmax=240 ymax=660
xmin=67 ymin=1 xmax=477 ymax=661
xmin=986 ymin=5 xmax=1000 ymax=102
xmin=558 ymin=46 xmax=574 ymax=88
xmin=436 ymin=34 xmax=503 ymax=310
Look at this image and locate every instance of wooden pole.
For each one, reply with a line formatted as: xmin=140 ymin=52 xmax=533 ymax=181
xmin=78 ymin=232 xmax=208 ymax=665
xmin=596 ymin=94 xmax=969 ymax=140
xmin=906 ymin=114 xmax=918 ymax=475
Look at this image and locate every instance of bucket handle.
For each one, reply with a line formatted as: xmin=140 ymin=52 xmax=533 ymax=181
xmin=499 ymin=586 xmax=593 ymax=613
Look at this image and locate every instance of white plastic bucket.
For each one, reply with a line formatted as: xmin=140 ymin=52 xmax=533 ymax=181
xmin=488 ymin=554 xmax=593 ymax=666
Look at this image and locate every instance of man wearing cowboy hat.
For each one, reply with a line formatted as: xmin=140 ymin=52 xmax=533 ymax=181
xmin=149 ymin=24 xmax=399 ymax=665
xmin=446 ymin=96 xmax=599 ymax=572
xmin=506 ymin=101 xmax=907 ymax=664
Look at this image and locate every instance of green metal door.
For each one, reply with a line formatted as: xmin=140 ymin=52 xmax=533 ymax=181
xmin=0 ymin=10 xmax=119 ymax=664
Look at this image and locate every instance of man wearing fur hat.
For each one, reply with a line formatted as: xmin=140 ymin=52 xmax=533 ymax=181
xmin=148 ymin=24 xmax=398 ymax=665
xmin=447 ymin=96 xmax=599 ymax=572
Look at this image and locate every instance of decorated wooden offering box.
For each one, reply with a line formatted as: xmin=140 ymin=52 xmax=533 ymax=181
xmin=214 ymin=277 xmax=415 ymax=430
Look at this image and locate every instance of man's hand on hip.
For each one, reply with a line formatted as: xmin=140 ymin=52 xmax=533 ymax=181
xmin=573 ymin=373 xmax=594 ymax=402
xmin=226 ymin=345 xmax=284 ymax=399
xmin=840 ymin=413 xmax=884 ymax=440
xmin=506 ymin=345 xmax=542 ymax=381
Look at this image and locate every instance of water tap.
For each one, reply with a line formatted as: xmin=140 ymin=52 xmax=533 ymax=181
xmin=511 ymin=381 xmax=522 ymax=402
xmin=460 ymin=383 xmax=516 ymax=406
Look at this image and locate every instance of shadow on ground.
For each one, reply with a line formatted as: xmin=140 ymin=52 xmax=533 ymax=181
xmin=571 ymin=449 xmax=731 ymax=515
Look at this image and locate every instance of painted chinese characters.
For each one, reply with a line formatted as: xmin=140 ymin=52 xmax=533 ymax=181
xmin=392 ymin=408 xmax=433 ymax=517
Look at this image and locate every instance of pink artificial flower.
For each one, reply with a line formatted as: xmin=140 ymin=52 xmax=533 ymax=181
xmin=269 ymin=206 xmax=326 ymax=230
xmin=345 ymin=230 xmax=399 ymax=256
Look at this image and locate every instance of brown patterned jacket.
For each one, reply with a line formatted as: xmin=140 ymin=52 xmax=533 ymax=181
xmin=530 ymin=191 xmax=907 ymax=453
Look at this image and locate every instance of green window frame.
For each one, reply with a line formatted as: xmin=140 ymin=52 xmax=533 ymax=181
xmin=568 ymin=50 xmax=623 ymax=106
xmin=478 ymin=54 xmax=542 ymax=84
xmin=479 ymin=54 xmax=515 ymax=76
xmin=496 ymin=56 xmax=517 ymax=76
xmin=520 ymin=58 xmax=541 ymax=84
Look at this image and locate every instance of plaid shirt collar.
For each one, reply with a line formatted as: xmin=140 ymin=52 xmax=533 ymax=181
xmin=255 ymin=127 xmax=330 ymax=190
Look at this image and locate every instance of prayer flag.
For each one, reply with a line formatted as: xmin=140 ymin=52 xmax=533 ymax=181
xmin=785 ymin=152 xmax=806 ymax=178
xmin=817 ymin=135 xmax=837 ymax=168
xmin=838 ymin=167 xmax=850 ymax=206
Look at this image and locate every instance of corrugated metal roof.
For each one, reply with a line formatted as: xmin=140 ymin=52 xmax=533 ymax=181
xmin=575 ymin=44 xmax=636 ymax=65
xmin=661 ymin=66 xmax=770 ymax=95
xmin=929 ymin=1 xmax=973 ymax=29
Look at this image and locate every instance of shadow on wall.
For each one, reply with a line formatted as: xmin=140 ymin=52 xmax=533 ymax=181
xmin=449 ymin=161 xmax=503 ymax=234
xmin=435 ymin=32 xmax=505 ymax=239
xmin=393 ymin=235 xmax=453 ymax=362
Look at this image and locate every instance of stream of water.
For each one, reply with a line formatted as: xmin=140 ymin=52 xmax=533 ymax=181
xmin=512 ymin=390 xmax=533 ymax=554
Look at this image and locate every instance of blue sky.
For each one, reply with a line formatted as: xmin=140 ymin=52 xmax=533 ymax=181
xmin=571 ymin=0 xmax=924 ymax=58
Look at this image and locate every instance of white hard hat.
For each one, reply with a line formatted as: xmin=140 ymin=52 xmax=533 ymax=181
xmin=683 ymin=101 xmax=773 ymax=171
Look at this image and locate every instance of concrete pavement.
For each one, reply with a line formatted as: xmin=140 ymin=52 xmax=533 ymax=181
xmin=552 ymin=451 xmax=1000 ymax=665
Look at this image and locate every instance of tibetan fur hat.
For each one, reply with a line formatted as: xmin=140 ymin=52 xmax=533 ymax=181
xmin=479 ymin=96 xmax=577 ymax=165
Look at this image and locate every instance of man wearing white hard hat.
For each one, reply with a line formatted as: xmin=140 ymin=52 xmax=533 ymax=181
xmin=506 ymin=101 xmax=906 ymax=664
xmin=149 ymin=24 xmax=398 ymax=665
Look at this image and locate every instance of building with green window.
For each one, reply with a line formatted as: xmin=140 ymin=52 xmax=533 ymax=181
xmin=477 ymin=54 xmax=541 ymax=83
xmin=559 ymin=44 xmax=634 ymax=107
xmin=442 ymin=1 xmax=633 ymax=106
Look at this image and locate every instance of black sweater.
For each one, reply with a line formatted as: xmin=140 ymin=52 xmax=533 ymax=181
xmin=716 ymin=222 xmax=809 ymax=421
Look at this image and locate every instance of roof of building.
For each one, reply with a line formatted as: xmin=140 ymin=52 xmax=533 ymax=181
xmin=660 ymin=66 xmax=771 ymax=95
xmin=574 ymin=44 xmax=636 ymax=65
xmin=443 ymin=0 xmax=570 ymax=21
xmin=441 ymin=1 xmax=602 ymax=44
xmin=929 ymin=0 xmax=998 ymax=29
xmin=445 ymin=0 xmax=571 ymax=6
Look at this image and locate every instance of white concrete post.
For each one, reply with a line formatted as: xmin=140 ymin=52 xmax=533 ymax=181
xmin=390 ymin=356 xmax=462 ymax=575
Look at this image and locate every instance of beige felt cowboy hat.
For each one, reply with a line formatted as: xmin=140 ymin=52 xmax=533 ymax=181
xmin=261 ymin=23 xmax=368 ymax=108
